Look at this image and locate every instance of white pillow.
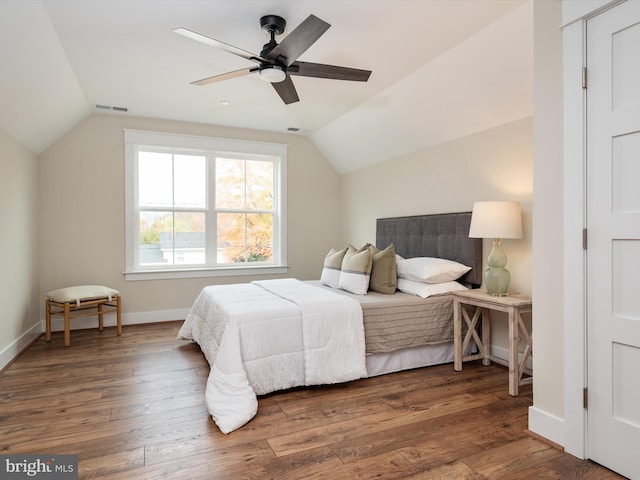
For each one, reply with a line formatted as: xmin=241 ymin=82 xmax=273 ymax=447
xmin=397 ymin=257 xmax=471 ymax=284
xmin=338 ymin=245 xmax=373 ymax=295
xmin=46 ymin=285 xmax=119 ymax=305
xmin=397 ymin=278 xmax=468 ymax=298
xmin=320 ymin=247 xmax=348 ymax=288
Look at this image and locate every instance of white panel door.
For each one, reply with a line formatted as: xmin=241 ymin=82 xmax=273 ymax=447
xmin=587 ymin=2 xmax=640 ymax=478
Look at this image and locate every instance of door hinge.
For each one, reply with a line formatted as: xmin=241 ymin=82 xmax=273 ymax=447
xmin=583 ymin=228 xmax=588 ymax=250
xmin=583 ymin=387 xmax=588 ymax=409
xmin=582 ymin=67 xmax=588 ymax=89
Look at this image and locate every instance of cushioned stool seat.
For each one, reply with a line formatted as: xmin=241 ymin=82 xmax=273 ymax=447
xmin=45 ymin=285 xmax=122 ymax=347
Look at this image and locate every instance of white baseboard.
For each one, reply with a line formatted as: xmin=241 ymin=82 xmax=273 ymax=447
xmin=528 ymin=405 xmax=565 ymax=448
xmin=490 ymin=344 xmax=534 ymax=370
xmin=0 ymin=322 xmax=42 ymax=371
xmin=43 ymin=308 xmax=190 ymax=332
xmin=492 ymin=345 xmax=564 ymax=447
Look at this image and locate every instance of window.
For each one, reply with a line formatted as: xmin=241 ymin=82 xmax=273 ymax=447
xmin=124 ymin=130 xmax=287 ymax=280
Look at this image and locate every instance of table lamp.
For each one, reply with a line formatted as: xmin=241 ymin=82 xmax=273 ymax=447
xmin=469 ymin=201 xmax=522 ymax=296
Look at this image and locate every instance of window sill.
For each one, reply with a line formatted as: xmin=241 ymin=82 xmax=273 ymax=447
xmin=124 ymin=265 xmax=289 ymax=281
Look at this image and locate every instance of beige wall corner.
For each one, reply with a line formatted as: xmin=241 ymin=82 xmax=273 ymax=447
xmin=0 ymin=128 xmax=40 ymax=368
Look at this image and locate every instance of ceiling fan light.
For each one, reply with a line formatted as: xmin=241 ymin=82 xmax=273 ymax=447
xmin=259 ymin=65 xmax=286 ymax=83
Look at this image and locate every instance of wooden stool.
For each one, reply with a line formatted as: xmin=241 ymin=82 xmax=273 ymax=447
xmin=45 ymin=285 xmax=122 ymax=347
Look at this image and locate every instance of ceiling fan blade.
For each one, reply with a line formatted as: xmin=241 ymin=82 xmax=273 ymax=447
xmin=290 ymin=61 xmax=372 ymax=82
xmin=191 ymin=67 xmax=256 ymax=86
xmin=266 ymin=15 xmax=330 ymax=66
xmin=174 ymin=27 xmax=265 ymax=64
xmin=271 ymin=76 xmax=300 ymax=104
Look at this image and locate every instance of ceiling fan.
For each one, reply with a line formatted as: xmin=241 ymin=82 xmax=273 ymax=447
xmin=174 ymin=14 xmax=372 ymax=105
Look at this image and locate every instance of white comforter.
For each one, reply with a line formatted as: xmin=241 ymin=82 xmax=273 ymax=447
xmin=178 ymin=278 xmax=367 ymax=433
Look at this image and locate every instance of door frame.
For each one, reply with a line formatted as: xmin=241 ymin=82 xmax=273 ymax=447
xmin=561 ymin=0 xmax=626 ymax=459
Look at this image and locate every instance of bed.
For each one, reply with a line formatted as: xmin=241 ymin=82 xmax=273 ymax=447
xmin=178 ymin=212 xmax=482 ymax=433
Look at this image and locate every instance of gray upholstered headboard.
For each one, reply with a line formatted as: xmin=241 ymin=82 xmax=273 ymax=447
xmin=376 ymin=212 xmax=483 ymax=288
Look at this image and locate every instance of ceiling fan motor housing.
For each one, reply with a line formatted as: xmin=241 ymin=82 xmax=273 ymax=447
xmin=260 ymin=15 xmax=286 ymax=35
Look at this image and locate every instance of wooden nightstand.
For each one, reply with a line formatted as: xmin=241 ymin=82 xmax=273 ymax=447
xmin=453 ymin=289 xmax=533 ymax=396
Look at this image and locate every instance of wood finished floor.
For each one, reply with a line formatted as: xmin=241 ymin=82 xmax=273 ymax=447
xmin=0 ymin=321 xmax=624 ymax=480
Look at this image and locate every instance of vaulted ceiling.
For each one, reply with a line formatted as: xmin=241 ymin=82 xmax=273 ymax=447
xmin=0 ymin=0 xmax=532 ymax=174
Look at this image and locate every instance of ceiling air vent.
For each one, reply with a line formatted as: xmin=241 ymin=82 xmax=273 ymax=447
xmin=95 ymin=104 xmax=128 ymax=113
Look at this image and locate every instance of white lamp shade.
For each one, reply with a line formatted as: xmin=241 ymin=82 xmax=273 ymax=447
xmin=469 ymin=201 xmax=522 ymax=239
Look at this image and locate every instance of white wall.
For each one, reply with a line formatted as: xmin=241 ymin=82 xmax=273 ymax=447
xmin=528 ymin=0 xmax=565 ymax=444
xmin=38 ymin=114 xmax=343 ymax=323
xmin=340 ymin=117 xmax=534 ymax=358
xmin=0 ymin=128 xmax=40 ymax=369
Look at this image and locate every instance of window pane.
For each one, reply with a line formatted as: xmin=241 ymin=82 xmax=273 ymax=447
xmin=173 ymin=212 xmax=206 ymax=265
xmin=174 ymin=154 xmax=206 ymax=208
xmin=216 ymin=212 xmax=272 ymax=263
xmin=247 ymin=213 xmax=273 ymax=262
xmin=139 ymin=211 xmax=173 ymax=265
xmin=139 ymin=152 xmax=172 ymax=207
xmin=217 ymin=212 xmax=246 ymax=263
xmin=246 ymin=160 xmax=274 ymax=210
xmin=139 ymin=211 xmax=205 ymax=265
xmin=216 ymin=157 xmax=245 ymax=209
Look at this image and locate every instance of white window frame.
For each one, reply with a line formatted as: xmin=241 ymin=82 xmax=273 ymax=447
xmin=124 ymin=130 xmax=288 ymax=281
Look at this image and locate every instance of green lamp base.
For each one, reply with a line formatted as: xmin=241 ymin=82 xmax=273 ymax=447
xmin=485 ymin=239 xmax=511 ymax=296
xmin=484 ymin=267 xmax=511 ymax=296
